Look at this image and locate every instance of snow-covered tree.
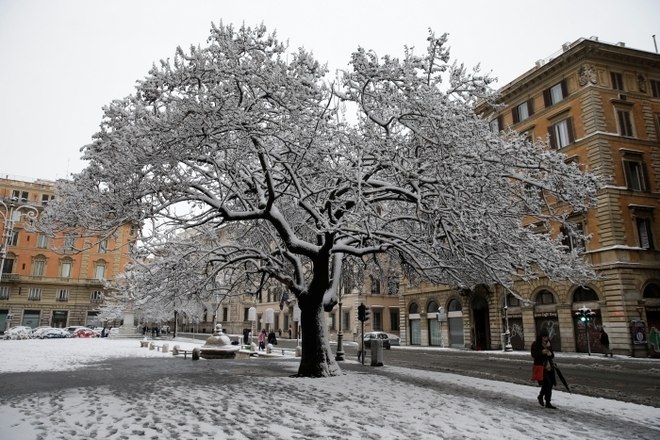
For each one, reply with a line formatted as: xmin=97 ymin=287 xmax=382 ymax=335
xmin=41 ymin=24 xmax=599 ymax=377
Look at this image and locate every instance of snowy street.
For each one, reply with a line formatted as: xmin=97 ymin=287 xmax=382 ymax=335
xmin=0 ymin=338 xmax=658 ymax=439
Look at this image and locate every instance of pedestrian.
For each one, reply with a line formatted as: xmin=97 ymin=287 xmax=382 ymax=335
xmin=258 ymin=328 xmax=267 ymax=351
xmin=600 ymin=328 xmax=613 ymax=357
xmin=268 ymin=329 xmax=277 ymax=345
xmin=531 ymin=327 xmax=557 ymax=409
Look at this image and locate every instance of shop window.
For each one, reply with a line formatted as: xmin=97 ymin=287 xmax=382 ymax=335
xmin=447 ymin=299 xmax=462 ymax=311
xmin=505 ymin=293 xmax=521 ymax=307
xmin=427 ymin=301 xmax=439 ymax=313
xmin=409 ymin=303 xmax=419 ymax=314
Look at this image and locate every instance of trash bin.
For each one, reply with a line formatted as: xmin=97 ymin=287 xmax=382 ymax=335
xmin=370 ymin=338 xmax=384 ymax=366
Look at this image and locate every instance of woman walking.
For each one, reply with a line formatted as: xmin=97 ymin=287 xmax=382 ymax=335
xmin=531 ymin=328 xmax=557 ymax=409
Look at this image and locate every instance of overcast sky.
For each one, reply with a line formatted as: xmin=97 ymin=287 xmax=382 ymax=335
xmin=1 ymin=0 xmax=659 ymax=181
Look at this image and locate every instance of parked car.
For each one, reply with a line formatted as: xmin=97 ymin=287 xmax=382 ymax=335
xmin=363 ymin=331 xmax=392 ymax=350
xmin=3 ymin=326 xmax=32 ymax=340
xmin=65 ymin=325 xmax=86 ymax=335
xmin=386 ymin=333 xmax=401 ymax=346
xmin=72 ymin=327 xmax=96 ymax=338
xmin=30 ymin=326 xmax=53 ymax=339
xmin=40 ymin=328 xmax=71 ymax=339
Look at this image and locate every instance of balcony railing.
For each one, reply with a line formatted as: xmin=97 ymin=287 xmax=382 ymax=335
xmin=0 ymin=273 xmax=20 ymax=282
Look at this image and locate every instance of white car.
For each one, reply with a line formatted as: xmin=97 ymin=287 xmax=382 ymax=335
xmin=3 ymin=326 xmax=32 ymax=340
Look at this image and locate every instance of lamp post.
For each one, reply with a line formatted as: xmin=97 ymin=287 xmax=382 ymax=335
xmin=575 ymin=306 xmax=596 ymax=355
xmin=335 ymin=293 xmax=345 ymax=361
xmin=0 ymin=198 xmax=39 ymax=279
xmin=503 ymin=294 xmax=513 ymax=352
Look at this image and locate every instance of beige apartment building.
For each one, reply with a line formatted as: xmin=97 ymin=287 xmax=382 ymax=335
xmin=400 ymin=38 xmax=660 ymax=357
xmin=0 ymin=176 xmax=136 ymax=331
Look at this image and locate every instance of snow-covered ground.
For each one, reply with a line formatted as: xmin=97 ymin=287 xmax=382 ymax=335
xmin=0 ymin=337 xmax=658 ymax=439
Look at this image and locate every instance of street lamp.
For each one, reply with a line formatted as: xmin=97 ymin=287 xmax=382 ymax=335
xmin=335 ymin=281 xmax=345 ymax=362
xmin=503 ymin=293 xmax=513 ymax=352
xmin=0 ymin=198 xmax=39 ymax=279
xmin=575 ymin=306 xmax=596 ymax=355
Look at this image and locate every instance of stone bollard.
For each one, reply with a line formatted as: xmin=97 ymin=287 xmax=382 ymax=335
xmin=140 ymin=338 xmax=149 ymax=348
xmin=266 ymin=343 xmax=273 ymax=354
xmin=250 ymin=342 xmax=258 ymax=352
xmin=161 ymin=343 xmax=169 ymax=353
xmin=149 ymin=342 xmax=155 ymax=351
xmin=172 ymin=345 xmax=180 ymax=355
xmin=295 ymin=345 xmax=302 ymax=357
xmin=192 ymin=347 xmax=200 ymax=361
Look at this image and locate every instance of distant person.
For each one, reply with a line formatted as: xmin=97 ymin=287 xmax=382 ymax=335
xmin=600 ymin=328 xmax=613 ymax=357
xmin=268 ymin=329 xmax=277 ymax=346
xmin=258 ymin=329 xmax=267 ymax=351
xmin=531 ymin=328 xmax=557 ymax=409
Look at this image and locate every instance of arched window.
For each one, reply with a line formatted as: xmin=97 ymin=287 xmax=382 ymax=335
xmin=535 ymin=290 xmax=555 ymax=305
xmin=505 ymin=293 xmax=521 ymax=307
xmin=573 ymin=286 xmax=598 ymax=302
xmin=643 ymin=283 xmax=660 ymax=299
xmin=427 ymin=301 xmax=439 ymax=313
xmin=448 ymin=299 xmax=462 ymax=312
xmin=409 ymin=303 xmax=419 ymax=314
xmin=32 ymin=255 xmax=47 ymax=276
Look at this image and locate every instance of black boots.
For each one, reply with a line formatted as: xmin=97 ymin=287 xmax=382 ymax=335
xmin=537 ymin=395 xmax=544 ymax=407
xmin=545 ymin=403 xmax=557 ymax=409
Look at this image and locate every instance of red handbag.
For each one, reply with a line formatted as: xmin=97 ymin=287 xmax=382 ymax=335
xmin=531 ymin=365 xmax=544 ymax=381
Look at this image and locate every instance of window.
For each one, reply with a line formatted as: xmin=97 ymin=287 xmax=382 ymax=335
xmin=573 ymin=287 xmax=598 ymax=302
xmin=651 ymin=79 xmax=660 ymax=98
xmin=8 ymin=230 xmax=19 ymax=247
xmin=634 ymin=213 xmax=655 ymax=250
xmin=616 ymin=108 xmax=634 ymax=137
xmin=505 ymin=293 xmax=521 ymax=307
xmin=56 ymin=289 xmax=69 ymax=302
xmin=489 ymin=116 xmax=503 ymax=133
xmin=32 ymin=256 xmax=46 ymax=276
xmin=370 ymin=275 xmax=381 ymax=294
xmin=372 ymin=309 xmax=382 ymax=330
xmin=512 ymin=99 xmax=534 ymax=123
xmin=387 ymin=276 xmax=399 ymax=295
xmin=222 ymin=307 xmax=229 ymax=322
xmin=64 ymin=235 xmax=75 ymax=251
xmin=561 ymin=221 xmax=585 ymax=253
xmin=28 ymin=287 xmax=42 ymax=301
xmin=91 ymin=290 xmax=103 ymax=303
xmin=390 ymin=310 xmax=400 ymax=331
xmin=244 ymin=308 xmax=250 ymax=321
xmin=37 ymin=234 xmax=48 ymax=248
xmin=611 ymin=72 xmax=624 ymax=91
xmin=548 ymin=118 xmax=574 ymax=149
xmin=98 ymin=239 xmax=108 ymax=253
xmin=447 ymin=299 xmax=462 ymax=311
xmin=535 ymin=290 xmax=555 ymax=305
xmin=622 ymin=153 xmax=647 ymax=191
xmin=0 ymin=286 xmax=9 ymax=300
xmin=543 ymin=80 xmax=567 ymax=107
xmin=95 ymin=262 xmax=106 ymax=280
xmin=2 ymin=253 xmax=15 ymax=274
xmin=41 ymin=194 xmax=53 ymax=206
xmin=60 ymin=259 xmax=72 ymax=278
xmin=409 ymin=303 xmax=420 ymax=314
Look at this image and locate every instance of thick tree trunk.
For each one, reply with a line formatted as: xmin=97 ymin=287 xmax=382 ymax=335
xmin=296 ymin=299 xmax=341 ymax=377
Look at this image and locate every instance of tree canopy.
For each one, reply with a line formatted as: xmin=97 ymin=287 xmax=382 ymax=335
xmin=42 ymin=24 xmax=599 ymax=377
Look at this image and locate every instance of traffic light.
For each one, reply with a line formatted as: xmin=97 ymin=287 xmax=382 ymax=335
xmin=357 ymin=303 xmax=370 ymax=322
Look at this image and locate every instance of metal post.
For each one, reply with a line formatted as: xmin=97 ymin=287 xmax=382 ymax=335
xmin=335 ymin=300 xmax=344 ymax=361
xmin=361 ymin=319 xmax=365 ymax=365
xmin=586 ymin=320 xmax=592 ymax=356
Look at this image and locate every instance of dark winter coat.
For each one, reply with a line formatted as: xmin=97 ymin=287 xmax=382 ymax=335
xmin=531 ymin=338 xmax=555 ymax=366
xmin=600 ymin=331 xmax=610 ymax=347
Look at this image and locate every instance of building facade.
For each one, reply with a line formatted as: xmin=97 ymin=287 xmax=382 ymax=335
xmin=400 ymin=38 xmax=660 ymax=357
xmin=0 ymin=176 xmax=135 ymax=331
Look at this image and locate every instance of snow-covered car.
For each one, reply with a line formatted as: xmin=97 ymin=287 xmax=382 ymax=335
xmin=40 ymin=328 xmax=71 ymax=339
xmin=363 ymin=331 xmax=392 ymax=350
xmin=3 ymin=326 xmax=32 ymax=340
xmin=72 ymin=327 xmax=96 ymax=338
xmin=30 ymin=326 xmax=54 ymax=339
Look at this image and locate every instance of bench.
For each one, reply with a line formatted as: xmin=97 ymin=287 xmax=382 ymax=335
xmin=172 ymin=346 xmax=191 ymax=359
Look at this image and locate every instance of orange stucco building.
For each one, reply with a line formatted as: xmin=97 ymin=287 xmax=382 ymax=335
xmin=0 ymin=176 xmax=135 ymax=330
xmin=400 ymin=38 xmax=660 ymax=356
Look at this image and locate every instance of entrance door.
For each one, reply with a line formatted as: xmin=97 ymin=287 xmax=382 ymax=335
xmin=21 ymin=310 xmax=41 ymax=329
xmin=472 ymin=296 xmax=490 ymax=350
xmin=409 ymin=319 xmax=421 ymax=345
xmin=52 ymin=311 xmax=68 ymax=328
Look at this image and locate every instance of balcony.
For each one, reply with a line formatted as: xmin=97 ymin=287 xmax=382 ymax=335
xmin=0 ymin=273 xmax=20 ymax=283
